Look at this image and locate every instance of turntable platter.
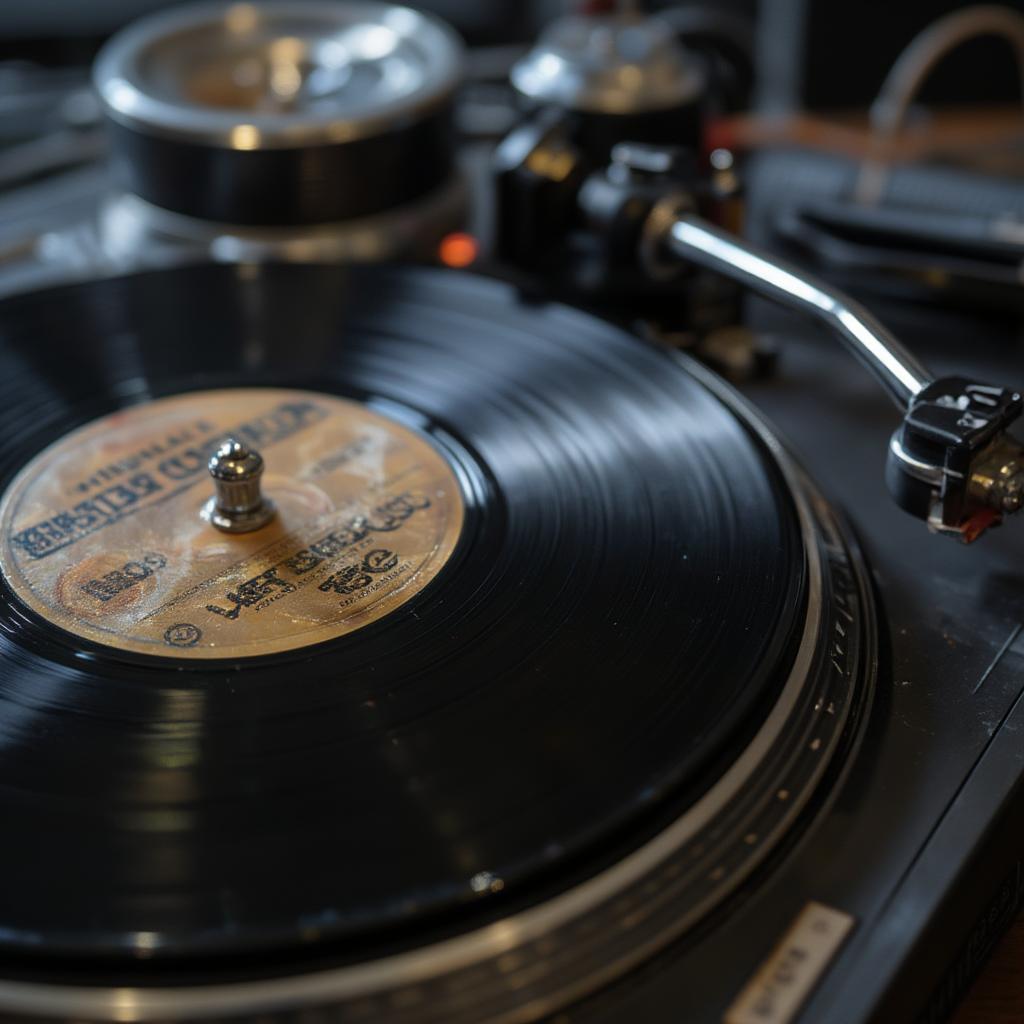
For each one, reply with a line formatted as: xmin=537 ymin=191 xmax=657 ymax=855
xmin=0 ymin=264 xmax=871 ymax=1021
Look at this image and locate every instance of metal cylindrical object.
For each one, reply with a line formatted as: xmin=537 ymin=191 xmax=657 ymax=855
xmin=510 ymin=12 xmax=705 ymax=155
xmin=93 ymin=1 xmax=464 ymax=226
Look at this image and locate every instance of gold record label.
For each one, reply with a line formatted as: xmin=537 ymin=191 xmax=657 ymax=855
xmin=0 ymin=388 xmax=465 ymax=659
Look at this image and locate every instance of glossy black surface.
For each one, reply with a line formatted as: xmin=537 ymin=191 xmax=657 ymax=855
xmin=108 ymin=108 xmax=455 ymax=224
xmin=0 ymin=263 xmax=803 ymax=961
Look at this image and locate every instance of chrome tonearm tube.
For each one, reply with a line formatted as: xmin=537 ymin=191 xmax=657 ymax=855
xmin=650 ymin=208 xmax=1024 ymax=542
xmin=663 ymin=214 xmax=930 ymax=408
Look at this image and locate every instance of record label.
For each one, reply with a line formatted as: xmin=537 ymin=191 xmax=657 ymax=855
xmin=0 ymin=388 xmax=464 ymax=658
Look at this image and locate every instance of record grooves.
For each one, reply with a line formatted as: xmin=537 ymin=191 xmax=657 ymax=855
xmin=0 ymin=264 xmax=874 ymax=1021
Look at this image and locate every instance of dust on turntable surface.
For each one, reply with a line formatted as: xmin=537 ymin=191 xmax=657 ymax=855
xmin=0 ymin=263 xmax=873 ymax=1021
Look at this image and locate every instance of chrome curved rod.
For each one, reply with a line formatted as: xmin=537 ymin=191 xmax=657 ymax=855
xmin=664 ymin=214 xmax=932 ymax=409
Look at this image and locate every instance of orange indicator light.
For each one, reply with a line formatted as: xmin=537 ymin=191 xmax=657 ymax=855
xmin=438 ymin=232 xmax=478 ymax=269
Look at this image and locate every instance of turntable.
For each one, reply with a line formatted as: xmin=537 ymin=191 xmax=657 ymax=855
xmin=0 ymin=3 xmax=1021 ymax=1024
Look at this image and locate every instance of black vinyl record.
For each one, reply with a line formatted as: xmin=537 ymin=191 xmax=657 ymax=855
xmin=0 ymin=263 xmax=805 ymax=967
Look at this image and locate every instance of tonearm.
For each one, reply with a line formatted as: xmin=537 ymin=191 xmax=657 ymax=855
xmin=647 ymin=204 xmax=1023 ymax=542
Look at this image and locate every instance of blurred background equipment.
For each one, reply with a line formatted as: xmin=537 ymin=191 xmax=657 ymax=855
xmin=744 ymin=1 xmax=1024 ymax=313
xmin=0 ymin=0 xmax=1021 ymax=319
xmin=0 ymin=0 xmax=474 ymax=292
xmin=96 ymin=2 xmax=464 ymax=224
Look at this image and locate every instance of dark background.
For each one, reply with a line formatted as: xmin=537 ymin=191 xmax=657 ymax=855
xmin=3 ymin=0 xmax=1023 ymax=112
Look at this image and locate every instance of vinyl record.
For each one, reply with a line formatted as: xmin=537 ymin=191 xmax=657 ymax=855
xmin=0 ymin=263 xmax=807 ymax=969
